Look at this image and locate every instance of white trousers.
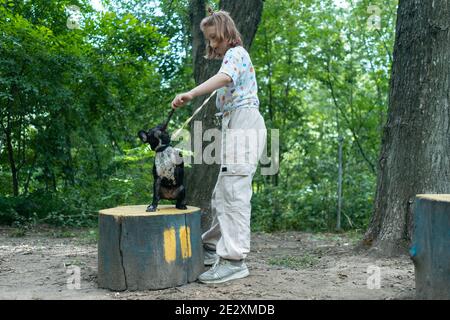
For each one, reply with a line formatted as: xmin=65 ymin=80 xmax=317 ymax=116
xmin=202 ymin=107 xmax=267 ymax=260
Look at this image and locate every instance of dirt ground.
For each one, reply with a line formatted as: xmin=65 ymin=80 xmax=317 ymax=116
xmin=0 ymin=226 xmax=416 ymax=300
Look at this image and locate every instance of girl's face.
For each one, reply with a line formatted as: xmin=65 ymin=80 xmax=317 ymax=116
xmin=203 ymin=26 xmax=228 ymax=58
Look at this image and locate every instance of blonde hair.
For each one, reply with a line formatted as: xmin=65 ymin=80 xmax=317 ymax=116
xmin=200 ymin=8 xmax=243 ymax=60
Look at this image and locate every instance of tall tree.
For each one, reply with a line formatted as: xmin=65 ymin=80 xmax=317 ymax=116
xmin=186 ymin=0 xmax=264 ymax=230
xmin=364 ymin=0 xmax=450 ymax=255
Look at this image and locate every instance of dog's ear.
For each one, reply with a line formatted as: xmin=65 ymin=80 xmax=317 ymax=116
xmin=138 ymin=130 xmax=148 ymax=143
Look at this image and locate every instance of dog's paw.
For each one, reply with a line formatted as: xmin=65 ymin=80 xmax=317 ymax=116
xmin=176 ymin=204 xmax=187 ymax=210
xmin=146 ymin=205 xmax=157 ymax=212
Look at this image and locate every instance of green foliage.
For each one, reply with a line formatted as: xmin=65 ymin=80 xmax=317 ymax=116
xmin=0 ymin=191 xmax=96 ymax=227
xmin=0 ymin=0 xmax=397 ymax=233
xmin=250 ymin=0 xmax=396 ymax=232
xmin=0 ymin=0 xmax=185 ymax=227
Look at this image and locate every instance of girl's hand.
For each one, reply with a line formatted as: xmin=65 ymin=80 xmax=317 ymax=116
xmin=172 ymin=92 xmax=194 ymax=109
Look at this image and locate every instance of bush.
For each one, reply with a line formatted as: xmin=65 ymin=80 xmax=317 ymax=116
xmin=0 ymin=190 xmax=97 ymax=228
xmin=251 ymin=180 xmax=373 ymax=233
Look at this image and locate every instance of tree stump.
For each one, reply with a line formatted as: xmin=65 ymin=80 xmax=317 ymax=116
xmin=98 ymin=205 xmax=204 ymax=291
xmin=411 ymin=195 xmax=450 ymax=299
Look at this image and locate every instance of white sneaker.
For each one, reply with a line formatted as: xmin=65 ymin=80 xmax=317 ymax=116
xmin=198 ymin=258 xmax=249 ymax=284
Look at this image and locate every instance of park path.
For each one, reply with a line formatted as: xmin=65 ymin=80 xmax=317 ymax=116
xmin=0 ymin=227 xmax=415 ymax=300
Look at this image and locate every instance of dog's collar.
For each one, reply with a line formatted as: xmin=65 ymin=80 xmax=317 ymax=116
xmin=155 ymin=144 xmax=169 ymax=152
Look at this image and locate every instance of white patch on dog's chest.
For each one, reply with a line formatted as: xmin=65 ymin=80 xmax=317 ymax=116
xmin=155 ymin=147 xmax=179 ymax=183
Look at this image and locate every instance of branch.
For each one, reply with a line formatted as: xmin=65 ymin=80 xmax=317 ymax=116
xmin=326 ymin=60 xmax=376 ymax=174
xmin=376 ymin=29 xmax=393 ymax=65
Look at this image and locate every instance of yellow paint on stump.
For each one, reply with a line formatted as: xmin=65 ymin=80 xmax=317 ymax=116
xmin=163 ymin=227 xmax=176 ymax=263
xmin=179 ymin=226 xmax=192 ymax=259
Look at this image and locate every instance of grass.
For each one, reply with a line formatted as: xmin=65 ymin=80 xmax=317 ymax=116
xmin=9 ymin=228 xmax=27 ymax=237
xmin=5 ymin=224 xmax=99 ymax=246
xmin=268 ymin=253 xmax=320 ymax=270
xmin=76 ymin=228 xmax=99 ymax=245
xmin=308 ymin=229 xmax=364 ymax=245
xmin=45 ymin=227 xmax=98 ymax=244
xmin=49 ymin=229 xmax=77 ymax=238
xmin=345 ymin=229 xmax=364 ymax=244
xmin=64 ymin=258 xmax=87 ymax=267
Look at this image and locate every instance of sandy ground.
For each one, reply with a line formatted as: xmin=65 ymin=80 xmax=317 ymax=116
xmin=0 ymin=226 xmax=416 ymax=300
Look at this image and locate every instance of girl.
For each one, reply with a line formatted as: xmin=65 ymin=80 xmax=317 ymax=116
xmin=172 ymin=9 xmax=266 ymax=284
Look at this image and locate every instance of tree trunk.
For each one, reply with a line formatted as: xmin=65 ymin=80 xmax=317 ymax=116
xmin=4 ymin=124 xmax=19 ymax=196
xmin=187 ymin=0 xmax=264 ymax=231
xmin=364 ymin=0 xmax=450 ymax=255
xmin=2 ymin=86 xmax=20 ymax=196
xmin=64 ymin=128 xmax=76 ymax=187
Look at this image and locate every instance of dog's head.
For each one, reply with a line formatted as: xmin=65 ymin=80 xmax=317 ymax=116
xmin=138 ymin=124 xmax=171 ymax=151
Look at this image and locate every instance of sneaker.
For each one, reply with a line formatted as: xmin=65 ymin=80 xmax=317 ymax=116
xmin=204 ymin=248 xmax=219 ymax=266
xmin=198 ymin=258 xmax=249 ymax=284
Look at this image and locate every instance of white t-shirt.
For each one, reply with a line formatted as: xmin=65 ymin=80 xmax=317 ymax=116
xmin=216 ymin=46 xmax=259 ymax=112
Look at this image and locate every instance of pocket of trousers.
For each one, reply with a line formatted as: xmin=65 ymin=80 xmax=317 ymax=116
xmin=219 ymin=164 xmax=255 ymax=176
xmin=219 ymin=164 xmax=255 ymax=211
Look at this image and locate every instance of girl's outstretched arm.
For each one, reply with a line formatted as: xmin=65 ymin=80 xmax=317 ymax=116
xmin=172 ymin=73 xmax=232 ymax=109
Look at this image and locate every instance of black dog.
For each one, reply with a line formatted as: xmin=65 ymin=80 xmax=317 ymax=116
xmin=138 ymin=124 xmax=187 ymax=212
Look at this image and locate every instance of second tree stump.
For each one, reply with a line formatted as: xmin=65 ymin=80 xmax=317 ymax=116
xmin=411 ymin=194 xmax=450 ymax=299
